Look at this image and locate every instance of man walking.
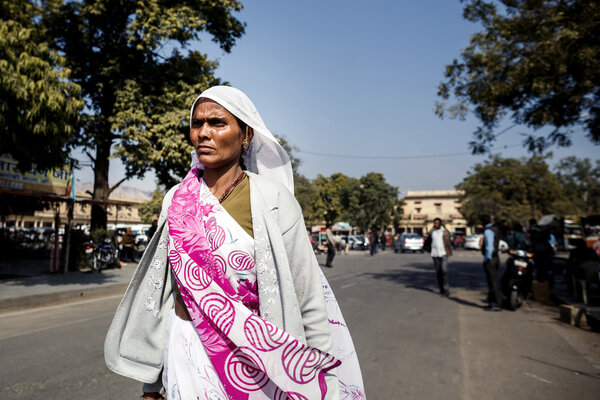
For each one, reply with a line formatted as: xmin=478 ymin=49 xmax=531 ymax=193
xmin=426 ymin=218 xmax=453 ymax=296
xmin=481 ymin=215 xmax=502 ymax=311
xmin=325 ymin=224 xmax=337 ymax=268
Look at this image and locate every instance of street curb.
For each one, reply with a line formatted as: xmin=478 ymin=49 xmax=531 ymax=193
xmin=0 ymin=283 xmax=128 ymax=313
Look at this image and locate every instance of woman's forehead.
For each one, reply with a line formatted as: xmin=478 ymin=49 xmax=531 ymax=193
xmin=193 ymin=98 xmax=233 ymax=117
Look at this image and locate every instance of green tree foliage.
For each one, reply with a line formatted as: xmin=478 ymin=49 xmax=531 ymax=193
xmin=312 ymin=173 xmax=351 ymax=226
xmin=44 ymin=0 xmax=245 ymax=229
xmin=456 ymin=155 xmax=566 ymax=225
xmin=340 ymin=173 xmax=398 ymax=232
xmin=294 ymin=174 xmax=317 ymax=225
xmin=436 ymin=0 xmax=600 ymax=154
xmin=555 ymin=156 xmax=600 ymax=215
xmin=138 ymin=188 xmax=165 ymax=224
xmin=0 ymin=0 xmax=83 ymax=171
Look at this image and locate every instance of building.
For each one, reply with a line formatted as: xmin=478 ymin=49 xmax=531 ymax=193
xmin=3 ymin=183 xmax=152 ymax=229
xmin=399 ymin=190 xmax=470 ymax=235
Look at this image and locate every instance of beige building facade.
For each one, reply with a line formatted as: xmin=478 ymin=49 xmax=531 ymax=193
xmin=399 ymin=190 xmax=471 ymax=236
xmin=3 ymin=184 xmax=151 ymax=229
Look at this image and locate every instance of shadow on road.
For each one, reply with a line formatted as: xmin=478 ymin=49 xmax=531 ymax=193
xmin=361 ymin=260 xmax=493 ymax=309
xmin=522 ymin=355 xmax=600 ymax=381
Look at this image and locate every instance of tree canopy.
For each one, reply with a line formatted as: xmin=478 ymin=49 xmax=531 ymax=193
xmin=456 ymin=154 xmax=567 ymax=225
xmin=40 ymin=0 xmax=245 ymax=229
xmin=0 ymin=0 xmax=83 ymax=171
xmin=436 ymin=0 xmax=600 ymax=154
xmin=555 ymin=156 xmax=600 ymax=215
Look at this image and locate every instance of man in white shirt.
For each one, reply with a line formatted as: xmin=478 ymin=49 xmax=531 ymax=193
xmin=426 ymin=218 xmax=453 ymax=296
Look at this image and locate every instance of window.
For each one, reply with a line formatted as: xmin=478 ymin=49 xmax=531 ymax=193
xmin=415 ymin=208 xmax=421 ymax=213
xmin=434 ymin=202 xmax=442 ymax=212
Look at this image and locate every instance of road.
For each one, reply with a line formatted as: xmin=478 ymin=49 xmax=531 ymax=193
xmin=1 ymin=250 xmax=599 ymax=399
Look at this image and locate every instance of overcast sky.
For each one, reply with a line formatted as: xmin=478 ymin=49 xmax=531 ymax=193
xmin=75 ymin=0 xmax=599 ymax=194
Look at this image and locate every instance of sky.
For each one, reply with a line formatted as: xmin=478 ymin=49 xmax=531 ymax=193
xmin=75 ymin=0 xmax=599 ymax=195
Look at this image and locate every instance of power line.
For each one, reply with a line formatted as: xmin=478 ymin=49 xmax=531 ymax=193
xmin=297 ymin=144 xmax=522 ymax=160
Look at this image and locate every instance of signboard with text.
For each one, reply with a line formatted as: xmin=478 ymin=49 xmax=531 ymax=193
xmin=0 ymin=155 xmax=72 ymax=196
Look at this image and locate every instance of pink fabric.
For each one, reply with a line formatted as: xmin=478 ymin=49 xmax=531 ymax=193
xmin=167 ymin=169 xmax=340 ymax=399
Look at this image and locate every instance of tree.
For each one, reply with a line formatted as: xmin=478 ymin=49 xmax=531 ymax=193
xmin=436 ymin=0 xmax=600 ymax=154
xmin=312 ymin=173 xmax=351 ymax=226
xmin=555 ymin=156 xmax=600 ymax=215
xmin=340 ymin=173 xmax=398 ymax=232
xmin=1 ymin=0 xmax=83 ymax=172
xmin=45 ymin=0 xmax=245 ymax=229
xmin=456 ymin=154 xmax=566 ymax=225
xmin=138 ymin=188 xmax=165 ymax=224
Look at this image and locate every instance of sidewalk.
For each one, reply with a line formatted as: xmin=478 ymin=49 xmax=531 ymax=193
xmin=0 ymin=260 xmax=135 ymax=312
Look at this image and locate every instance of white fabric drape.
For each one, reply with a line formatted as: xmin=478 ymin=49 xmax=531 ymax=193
xmin=190 ymin=86 xmax=294 ymax=194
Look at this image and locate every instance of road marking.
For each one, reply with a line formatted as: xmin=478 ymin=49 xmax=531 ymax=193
xmin=523 ymin=372 xmax=552 ymax=384
xmin=0 ymin=312 xmax=115 ymax=341
xmin=340 ymin=282 xmax=356 ymax=289
xmin=0 ymin=294 xmax=123 ymax=318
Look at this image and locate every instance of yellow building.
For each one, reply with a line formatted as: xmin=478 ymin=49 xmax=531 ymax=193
xmin=399 ymin=190 xmax=470 ymax=236
xmin=3 ymin=183 xmax=151 ymax=229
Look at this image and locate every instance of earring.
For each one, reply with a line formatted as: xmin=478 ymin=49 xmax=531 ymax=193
xmin=243 ymin=126 xmax=249 ymax=149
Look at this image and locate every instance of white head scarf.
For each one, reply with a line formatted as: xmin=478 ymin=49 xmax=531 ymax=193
xmin=189 ymin=86 xmax=294 ymax=193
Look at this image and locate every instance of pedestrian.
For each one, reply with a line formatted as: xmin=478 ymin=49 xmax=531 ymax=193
xmin=325 ymin=223 xmax=337 ymax=268
xmin=528 ymin=218 xmax=554 ymax=284
xmin=480 ymin=215 xmax=502 ymax=311
xmin=506 ymin=222 xmax=530 ymax=251
xmin=344 ymin=234 xmax=350 ymax=255
xmin=121 ymin=228 xmax=135 ymax=262
xmin=380 ymin=231 xmax=386 ymax=251
xmin=104 ymin=86 xmax=364 ymax=400
xmin=369 ymin=230 xmax=378 ymax=256
xmin=147 ymin=219 xmax=158 ymax=240
xmin=425 ymin=218 xmax=453 ymax=296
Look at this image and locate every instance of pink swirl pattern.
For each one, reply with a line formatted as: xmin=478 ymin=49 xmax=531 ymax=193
xmin=282 ymin=340 xmax=339 ymax=384
xmin=228 ymin=250 xmax=255 ymax=271
xmin=205 ymin=216 xmax=226 ymax=250
xmin=200 ymin=293 xmax=235 ymax=335
xmin=183 ymin=258 xmax=212 ymax=291
xmin=244 ymin=314 xmax=289 ymax=352
xmin=224 ymin=347 xmax=269 ymax=392
xmin=213 ymin=254 xmax=227 ymax=274
xmin=168 ymin=247 xmax=182 ymax=275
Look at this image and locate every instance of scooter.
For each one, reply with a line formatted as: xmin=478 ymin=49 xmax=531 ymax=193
xmin=501 ymin=249 xmax=534 ymax=310
xmin=84 ymin=238 xmax=120 ymax=272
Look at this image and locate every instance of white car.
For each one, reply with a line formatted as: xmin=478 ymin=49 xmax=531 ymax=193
xmin=464 ymin=234 xmax=508 ymax=252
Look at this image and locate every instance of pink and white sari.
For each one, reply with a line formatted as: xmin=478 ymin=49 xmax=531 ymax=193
xmin=164 ymin=169 xmax=356 ymax=400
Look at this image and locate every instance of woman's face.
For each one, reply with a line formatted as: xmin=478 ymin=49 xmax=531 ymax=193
xmin=190 ymin=99 xmax=251 ymax=170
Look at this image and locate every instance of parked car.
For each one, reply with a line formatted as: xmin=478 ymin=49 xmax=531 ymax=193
xmin=464 ymin=234 xmax=508 ymax=252
xmin=340 ymin=235 xmax=369 ymax=250
xmin=451 ymin=232 xmax=465 ymax=248
xmin=394 ymin=233 xmax=424 ymax=253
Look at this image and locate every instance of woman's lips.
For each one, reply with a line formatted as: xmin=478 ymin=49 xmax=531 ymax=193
xmin=196 ymin=145 xmax=214 ymax=152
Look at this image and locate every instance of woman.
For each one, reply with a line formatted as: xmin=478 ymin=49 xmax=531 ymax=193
xmin=105 ymin=86 xmax=365 ymax=400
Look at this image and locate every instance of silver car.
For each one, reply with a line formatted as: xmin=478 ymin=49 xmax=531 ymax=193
xmin=394 ymin=233 xmax=424 ymax=253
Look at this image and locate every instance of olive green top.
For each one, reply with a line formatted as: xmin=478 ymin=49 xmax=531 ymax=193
xmin=220 ymin=174 xmax=253 ymax=238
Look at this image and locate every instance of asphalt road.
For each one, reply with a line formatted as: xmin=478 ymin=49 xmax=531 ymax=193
xmin=1 ymin=250 xmax=599 ymax=399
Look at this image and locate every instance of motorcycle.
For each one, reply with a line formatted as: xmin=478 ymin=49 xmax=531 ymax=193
xmin=84 ymin=238 xmax=120 ymax=272
xmin=501 ymin=249 xmax=534 ymax=310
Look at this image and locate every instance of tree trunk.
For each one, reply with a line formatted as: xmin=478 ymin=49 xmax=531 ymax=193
xmin=90 ymin=137 xmax=111 ymax=231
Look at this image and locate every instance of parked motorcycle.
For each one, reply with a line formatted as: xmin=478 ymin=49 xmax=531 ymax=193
xmin=501 ymin=249 xmax=534 ymax=310
xmin=84 ymin=238 xmax=120 ymax=272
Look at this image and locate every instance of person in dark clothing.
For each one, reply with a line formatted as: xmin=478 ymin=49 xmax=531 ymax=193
xmin=528 ymin=218 xmax=554 ymax=283
xmin=567 ymin=239 xmax=599 ymax=291
xmin=147 ymin=219 xmax=158 ymax=240
xmin=481 ymin=215 xmax=502 ymax=311
xmin=325 ymin=224 xmax=336 ymax=268
xmin=369 ymin=230 xmax=378 ymax=256
xmin=506 ymin=223 xmax=530 ymax=251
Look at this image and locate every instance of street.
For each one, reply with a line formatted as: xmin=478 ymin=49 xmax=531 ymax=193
xmin=1 ymin=250 xmax=599 ymax=399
